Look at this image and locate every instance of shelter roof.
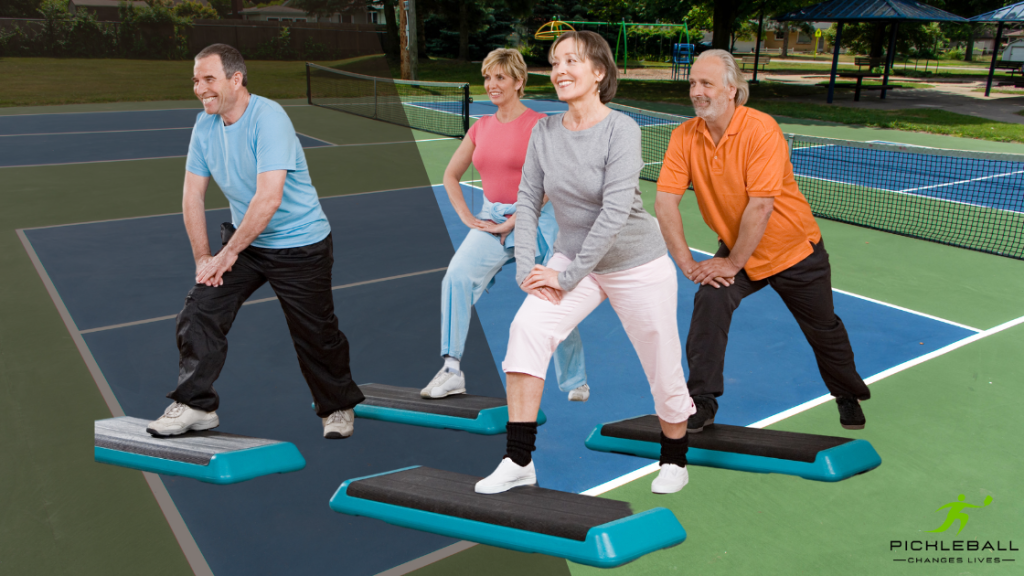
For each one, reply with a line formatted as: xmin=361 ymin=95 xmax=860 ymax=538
xmin=776 ymin=0 xmax=966 ymax=23
xmin=971 ymin=1 xmax=1024 ymax=22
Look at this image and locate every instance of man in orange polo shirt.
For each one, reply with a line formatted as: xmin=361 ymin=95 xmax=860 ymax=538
xmin=655 ymin=50 xmax=870 ymax=433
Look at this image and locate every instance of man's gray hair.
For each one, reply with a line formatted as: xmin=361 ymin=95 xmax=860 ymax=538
xmin=195 ymin=43 xmax=248 ymax=87
xmin=694 ymin=49 xmax=749 ymax=106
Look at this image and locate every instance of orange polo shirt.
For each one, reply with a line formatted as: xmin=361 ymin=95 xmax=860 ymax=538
xmin=657 ymin=106 xmax=821 ymax=281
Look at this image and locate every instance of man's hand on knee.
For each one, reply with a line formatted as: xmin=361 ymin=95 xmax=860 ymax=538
xmin=196 ymin=251 xmax=237 ymax=287
xmin=691 ymin=257 xmax=738 ymax=289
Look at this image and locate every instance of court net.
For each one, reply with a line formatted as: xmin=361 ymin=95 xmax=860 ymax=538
xmin=306 ymin=63 xmax=470 ymax=138
xmin=608 ymin=102 xmax=1024 ymax=260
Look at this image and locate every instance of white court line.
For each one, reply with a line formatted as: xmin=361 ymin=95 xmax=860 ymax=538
xmin=896 ymin=170 xmax=1024 ymax=194
xmin=16 ymin=229 xmax=214 ymax=576
xmin=584 ymin=312 xmax=1024 ymax=497
xmin=79 ymin=267 xmax=449 ymax=334
xmin=0 ymin=126 xmax=193 ymax=138
xmin=686 ymin=246 xmax=978 ymax=332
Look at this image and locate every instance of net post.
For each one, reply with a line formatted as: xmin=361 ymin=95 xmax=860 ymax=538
xmin=374 ymin=77 xmax=378 ymax=120
xmin=463 ymin=84 xmax=470 ymax=137
xmin=786 ymin=133 xmax=794 ymax=159
xmin=305 ymin=63 xmax=312 ymax=105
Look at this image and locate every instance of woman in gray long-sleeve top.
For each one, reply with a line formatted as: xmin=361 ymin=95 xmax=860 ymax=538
xmin=474 ymin=31 xmax=697 ymax=496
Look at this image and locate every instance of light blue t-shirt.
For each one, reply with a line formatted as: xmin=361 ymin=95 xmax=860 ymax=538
xmin=185 ymin=95 xmax=331 ymax=249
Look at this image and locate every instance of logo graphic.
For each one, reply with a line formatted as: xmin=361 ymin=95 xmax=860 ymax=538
xmin=927 ymin=495 xmax=993 ymax=535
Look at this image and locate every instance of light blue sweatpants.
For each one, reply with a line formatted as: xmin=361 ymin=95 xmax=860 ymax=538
xmin=440 ymin=229 xmax=587 ymax=392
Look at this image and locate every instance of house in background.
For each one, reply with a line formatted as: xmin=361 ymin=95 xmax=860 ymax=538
xmin=67 ymin=0 xmax=148 ymax=21
xmin=241 ymin=0 xmax=372 ymax=23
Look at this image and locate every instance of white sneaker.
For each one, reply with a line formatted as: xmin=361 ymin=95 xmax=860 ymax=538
xmin=146 ymin=402 xmax=219 ymax=437
xmin=568 ymin=383 xmax=590 ymax=402
xmin=323 ymin=408 xmax=354 ymax=439
xmin=420 ymin=366 xmax=466 ymax=399
xmin=475 ymin=458 xmax=537 ymax=494
xmin=651 ymin=463 xmax=689 ymax=494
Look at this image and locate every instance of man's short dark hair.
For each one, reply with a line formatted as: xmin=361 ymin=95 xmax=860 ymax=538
xmin=196 ymin=43 xmax=248 ymax=87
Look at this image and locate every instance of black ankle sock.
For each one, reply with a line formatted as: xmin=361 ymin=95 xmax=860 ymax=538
xmin=505 ymin=421 xmax=538 ymax=466
xmin=659 ymin=433 xmax=689 ymax=467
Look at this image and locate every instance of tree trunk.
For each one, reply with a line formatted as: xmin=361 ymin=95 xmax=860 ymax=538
xmin=417 ymin=0 xmax=427 ymax=60
xmin=711 ymin=0 xmax=739 ymax=50
xmin=458 ymin=0 xmax=470 ymax=61
xmin=781 ymin=24 xmax=789 ymax=57
xmin=382 ymin=0 xmax=399 ymax=59
xmin=869 ymin=22 xmax=886 ymax=59
xmin=965 ymin=24 xmax=976 ymax=61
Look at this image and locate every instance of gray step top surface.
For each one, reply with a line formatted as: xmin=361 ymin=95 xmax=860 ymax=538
xmin=360 ymin=383 xmax=506 ymax=419
xmin=347 ymin=466 xmax=634 ymax=542
xmin=601 ymin=415 xmax=852 ymax=463
xmin=95 ymin=417 xmax=281 ymax=466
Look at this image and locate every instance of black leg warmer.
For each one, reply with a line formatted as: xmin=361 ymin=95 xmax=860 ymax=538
xmin=505 ymin=421 xmax=538 ymax=466
xmin=659 ymin=432 xmax=689 ymax=467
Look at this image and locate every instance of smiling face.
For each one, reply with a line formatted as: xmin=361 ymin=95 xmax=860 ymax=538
xmin=689 ymin=58 xmax=736 ymax=123
xmin=549 ymin=37 xmax=603 ymax=104
xmin=193 ymin=55 xmax=244 ymax=116
xmin=482 ymin=65 xmax=523 ymax=107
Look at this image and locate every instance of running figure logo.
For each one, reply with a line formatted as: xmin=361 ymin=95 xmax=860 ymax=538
xmin=927 ymin=495 xmax=993 ymax=535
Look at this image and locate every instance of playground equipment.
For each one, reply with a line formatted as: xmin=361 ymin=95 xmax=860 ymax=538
xmin=535 ymin=18 xmax=691 ymax=77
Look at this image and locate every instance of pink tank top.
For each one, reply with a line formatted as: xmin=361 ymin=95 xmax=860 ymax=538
xmin=467 ymin=108 xmax=545 ymax=205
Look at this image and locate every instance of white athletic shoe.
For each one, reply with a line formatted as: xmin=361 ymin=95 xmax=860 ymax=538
xmin=146 ymin=402 xmax=219 ymax=437
xmin=475 ymin=458 xmax=537 ymax=494
xmin=568 ymin=383 xmax=590 ymax=402
xmin=323 ymin=408 xmax=354 ymax=439
xmin=651 ymin=463 xmax=689 ymax=494
xmin=420 ymin=366 xmax=466 ymax=399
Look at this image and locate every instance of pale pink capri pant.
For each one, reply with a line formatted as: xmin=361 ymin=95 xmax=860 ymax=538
xmin=502 ymin=253 xmax=696 ymax=423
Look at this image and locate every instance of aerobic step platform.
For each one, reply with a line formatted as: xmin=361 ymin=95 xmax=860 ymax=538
xmin=95 ymin=417 xmax=306 ymax=484
xmin=330 ymin=466 xmax=685 ymax=568
xmin=585 ymin=415 xmax=881 ymax=482
xmin=352 ymin=383 xmax=546 ymax=435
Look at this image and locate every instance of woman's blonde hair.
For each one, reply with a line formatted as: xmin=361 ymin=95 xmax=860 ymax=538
xmin=481 ymin=48 xmax=528 ymax=98
xmin=693 ymin=49 xmax=749 ymax=106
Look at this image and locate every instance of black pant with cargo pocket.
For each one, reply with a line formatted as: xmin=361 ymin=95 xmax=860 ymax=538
xmin=167 ymin=224 xmax=364 ymax=418
xmin=686 ymin=239 xmax=870 ymax=404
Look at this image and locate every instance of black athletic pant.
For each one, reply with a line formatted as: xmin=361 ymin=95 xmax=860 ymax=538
xmin=168 ymin=224 xmax=364 ymax=418
xmin=686 ymin=239 xmax=870 ymax=402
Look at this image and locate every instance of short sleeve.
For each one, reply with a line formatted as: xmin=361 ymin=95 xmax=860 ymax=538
xmin=656 ymin=126 xmax=690 ymax=195
xmin=254 ymin=107 xmax=298 ymax=174
xmin=185 ymin=119 xmax=210 ymax=177
xmin=745 ymin=125 xmax=787 ymax=198
xmin=467 ymin=116 xmax=481 ymax=145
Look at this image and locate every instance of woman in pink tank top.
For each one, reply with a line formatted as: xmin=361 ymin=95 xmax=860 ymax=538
xmin=420 ymin=49 xmax=589 ymax=404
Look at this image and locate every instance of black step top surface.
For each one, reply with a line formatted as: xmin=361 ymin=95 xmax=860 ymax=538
xmin=601 ymin=415 xmax=852 ymax=463
xmin=347 ymin=467 xmax=633 ymax=541
xmin=360 ymin=383 xmax=506 ymax=419
xmin=95 ymin=417 xmax=280 ymax=465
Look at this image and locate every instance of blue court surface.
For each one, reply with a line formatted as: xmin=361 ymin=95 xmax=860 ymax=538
xmin=22 ymin=179 xmax=975 ymax=575
xmin=0 ymin=108 xmax=333 ymax=167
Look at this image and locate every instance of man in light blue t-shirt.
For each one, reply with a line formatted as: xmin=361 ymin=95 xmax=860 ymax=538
xmin=147 ymin=44 xmax=364 ymax=439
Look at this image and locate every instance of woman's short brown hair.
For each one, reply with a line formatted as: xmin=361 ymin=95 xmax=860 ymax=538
xmin=481 ymin=48 xmax=529 ymax=98
xmin=549 ymin=31 xmax=617 ymax=104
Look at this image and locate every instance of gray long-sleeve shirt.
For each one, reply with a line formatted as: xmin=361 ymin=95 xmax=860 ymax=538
xmin=514 ymin=110 xmax=667 ymax=292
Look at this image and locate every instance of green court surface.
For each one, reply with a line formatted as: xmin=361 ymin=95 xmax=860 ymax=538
xmin=1 ymin=97 xmax=1021 ymax=576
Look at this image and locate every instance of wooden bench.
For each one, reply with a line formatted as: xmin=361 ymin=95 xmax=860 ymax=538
xmin=740 ymin=55 xmax=770 ymax=71
xmin=854 ymin=57 xmax=883 ymax=70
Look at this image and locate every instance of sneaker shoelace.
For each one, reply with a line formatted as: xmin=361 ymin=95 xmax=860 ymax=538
xmin=327 ymin=410 xmax=350 ymax=425
xmin=163 ymin=402 xmax=187 ymax=418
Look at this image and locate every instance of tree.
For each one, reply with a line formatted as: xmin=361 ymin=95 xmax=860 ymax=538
xmin=174 ymin=0 xmax=219 ymax=20
xmin=0 ymin=0 xmax=41 ymax=18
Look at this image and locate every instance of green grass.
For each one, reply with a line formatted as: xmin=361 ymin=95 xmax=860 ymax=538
xmin=0 ymin=56 xmax=376 ymax=107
